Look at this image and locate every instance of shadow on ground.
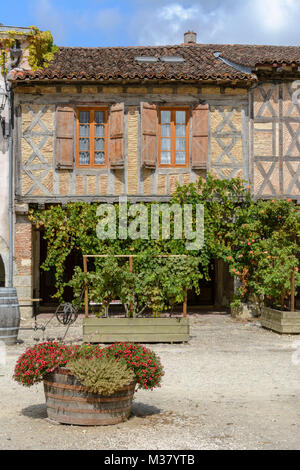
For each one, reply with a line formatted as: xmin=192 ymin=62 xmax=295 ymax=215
xmin=22 ymin=403 xmax=47 ymax=420
xmin=131 ymin=402 xmax=161 ymax=418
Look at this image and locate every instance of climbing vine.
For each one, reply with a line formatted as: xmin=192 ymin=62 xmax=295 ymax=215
xmin=0 ymin=26 xmax=58 ymax=74
xmin=27 ymin=26 xmax=58 ymax=71
xmin=28 ymin=175 xmax=300 ymax=311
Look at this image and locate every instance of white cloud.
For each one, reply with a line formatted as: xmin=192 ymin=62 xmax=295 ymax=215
xmin=129 ymin=0 xmax=300 ymax=46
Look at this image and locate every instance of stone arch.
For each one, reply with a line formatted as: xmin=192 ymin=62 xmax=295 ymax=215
xmin=0 ymin=236 xmax=9 ymax=288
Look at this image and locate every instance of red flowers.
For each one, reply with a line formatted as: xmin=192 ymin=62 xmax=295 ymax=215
xmin=13 ymin=341 xmax=164 ymax=391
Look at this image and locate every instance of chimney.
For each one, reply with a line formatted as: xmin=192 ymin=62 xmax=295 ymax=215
xmin=184 ymin=31 xmax=197 ymax=44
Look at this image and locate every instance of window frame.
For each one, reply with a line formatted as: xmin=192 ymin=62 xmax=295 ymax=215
xmin=76 ymin=106 xmax=109 ymax=168
xmin=158 ymin=107 xmax=189 ymax=168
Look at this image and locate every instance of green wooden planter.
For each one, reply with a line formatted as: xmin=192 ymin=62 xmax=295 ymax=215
xmin=83 ymin=317 xmax=190 ymax=343
xmin=261 ymin=306 xmax=300 ymax=334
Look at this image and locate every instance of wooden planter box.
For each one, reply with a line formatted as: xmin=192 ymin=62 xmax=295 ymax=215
xmin=44 ymin=367 xmax=136 ymax=426
xmin=83 ymin=317 xmax=190 ymax=343
xmin=261 ymin=306 xmax=300 ymax=334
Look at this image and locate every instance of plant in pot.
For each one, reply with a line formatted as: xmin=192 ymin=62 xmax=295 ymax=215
xmin=13 ymin=341 xmax=164 ymax=425
xmin=226 ymin=199 xmax=300 ymax=331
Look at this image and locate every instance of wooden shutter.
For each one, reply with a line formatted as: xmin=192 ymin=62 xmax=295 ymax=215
xmin=110 ymin=103 xmax=124 ymax=168
xmin=141 ymin=102 xmax=157 ymax=169
xmin=191 ymin=104 xmax=209 ymax=169
xmin=55 ymin=106 xmax=75 ymax=169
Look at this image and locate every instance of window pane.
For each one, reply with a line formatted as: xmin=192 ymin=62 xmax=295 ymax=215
xmin=79 ymin=138 xmax=89 ymax=151
xmin=161 ymin=110 xmax=171 ymax=124
xmin=176 ymin=138 xmax=185 ymax=151
xmin=79 ymin=152 xmax=89 ymax=165
xmin=95 ymin=152 xmax=105 ymax=165
xmin=95 ymin=111 xmax=105 ymax=124
xmin=79 ymin=111 xmax=89 ymax=123
xmin=95 ymin=138 xmax=105 ymax=151
xmin=161 ymin=124 xmax=170 ymax=137
xmin=161 ymin=138 xmax=171 ymax=151
xmin=176 ymin=151 xmax=186 ymax=164
xmin=79 ymin=124 xmax=89 ymax=137
xmin=95 ymin=124 xmax=104 ymax=137
xmin=161 ymin=152 xmax=171 ymax=164
xmin=176 ymin=111 xmax=186 ymax=124
xmin=176 ymin=124 xmax=185 ymax=137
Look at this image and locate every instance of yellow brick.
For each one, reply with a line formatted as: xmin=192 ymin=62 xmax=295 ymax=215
xmin=177 ymin=86 xmax=198 ymax=94
xmin=102 ymin=86 xmax=123 ymax=94
xmin=75 ymin=175 xmax=84 ymax=195
xmin=61 ymin=86 xmax=78 ymax=94
xmin=225 ymin=88 xmax=247 ymax=95
xmin=143 ymin=169 xmax=152 ymax=195
xmin=127 ymin=87 xmax=148 ymax=94
xmin=158 ymin=174 xmax=167 ymax=195
xmin=86 ymin=175 xmax=97 ymax=195
xmin=127 ymin=107 xmax=139 ymax=194
xmin=169 ymin=174 xmax=179 ymax=193
xmin=82 ymin=86 xmax=98 ymax=94
xmin=152 ymin=87 xmax=174 ymax=94
xmin=59 ymin=171 xmax=70 ymax=195
xmin=254 ymin=130 xmax=274 ymax=157
xmin=114 ymin=170 xmax=124 ymax=195
xmin=41 ymin=170 xmax=53 ymax=194
xmin=22 ymin=173 xmax=34 ymax=195
xmin=202 ymin=86 xmax=221 ymax=94
xmin=181 ymin=174 xmax=190 ymax=186
xmin=100 ymin=174 xmax=109 ymax=194
xmin=254 ymin=123 xmax=273 ymax=131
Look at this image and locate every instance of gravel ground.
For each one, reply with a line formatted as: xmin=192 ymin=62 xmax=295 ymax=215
xmin=0 ymin=313 xmax=300 ymax=450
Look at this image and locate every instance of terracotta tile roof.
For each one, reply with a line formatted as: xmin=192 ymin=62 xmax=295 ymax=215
xmin=10 ymin=43 xmax=300 ymax=83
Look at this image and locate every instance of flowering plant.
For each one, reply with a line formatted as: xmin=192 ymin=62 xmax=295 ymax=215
xmin=13 ymin=341 xmax=164 ymax=391
xmin=13 ymin=341 xmax=76 ymax=387
xmin=104 ymin=343 xmax=164 ymax=390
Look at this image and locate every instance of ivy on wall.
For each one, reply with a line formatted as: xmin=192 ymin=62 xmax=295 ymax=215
xmin=0 ymin=26 xmax=58 ymax=74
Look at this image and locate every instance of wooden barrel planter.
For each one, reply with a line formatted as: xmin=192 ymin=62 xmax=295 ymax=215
xmin=43 ymin=367 xmax=136 ymax=426
xmin=0 ymin=288 xmax=20 ymax=345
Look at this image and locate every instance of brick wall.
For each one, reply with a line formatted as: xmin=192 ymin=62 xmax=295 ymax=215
xmin=16 ymin=83 xmax=249 ymax=200
xmin=14 ymin=215 xmax=33 ymax=320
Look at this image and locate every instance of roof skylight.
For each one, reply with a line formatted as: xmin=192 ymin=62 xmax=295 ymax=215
xmin=134 ymin=56 xmax=185 ymax=63
xmin=134 ymin=56 xmax=159 ymax=63
xmin=160 ymin=56 xmax=185 ymax=63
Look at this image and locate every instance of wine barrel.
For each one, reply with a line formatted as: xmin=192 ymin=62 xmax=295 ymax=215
xmin=0 ymin=288 xmax=20 ymax=345
xmin=43 ymin=368 xmax=136 ymax=426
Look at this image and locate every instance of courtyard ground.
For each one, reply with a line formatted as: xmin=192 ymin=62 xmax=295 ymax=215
xmin=0 ymin=313 xmax=300 ymax=450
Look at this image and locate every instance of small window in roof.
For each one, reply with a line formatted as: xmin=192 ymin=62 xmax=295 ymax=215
xmin=160 ymin=56 xmax=185 ymax=63
xmin=134 ymin=56 xmax=159 ymax=63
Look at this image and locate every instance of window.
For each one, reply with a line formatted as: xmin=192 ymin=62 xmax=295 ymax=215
xmin=158 ymin=108 xmax=189 ymax=167
xmin=76 ymin=107 xmax=108 ymax=167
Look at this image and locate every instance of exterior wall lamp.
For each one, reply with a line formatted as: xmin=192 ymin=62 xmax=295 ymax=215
xmin=0 ymin=85 xmax=8 ymax=137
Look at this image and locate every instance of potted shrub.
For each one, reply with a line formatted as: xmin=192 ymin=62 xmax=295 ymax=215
xmin=13 ymin=341 xmax=164 ymax=426
xmin=69 ymin=253 xmax=201 ymax=343
xmin=225 ymin=199 xmax=300 ymax=332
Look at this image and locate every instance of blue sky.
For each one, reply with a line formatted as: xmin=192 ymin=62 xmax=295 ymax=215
xmin=1 ymin=0 xmax=300 ymax=47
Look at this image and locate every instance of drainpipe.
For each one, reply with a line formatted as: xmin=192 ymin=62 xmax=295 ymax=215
xmin=6 ymin=42 xmax=21 ymax=288
xmin=7 ymin=84 xmax=13 ymax=288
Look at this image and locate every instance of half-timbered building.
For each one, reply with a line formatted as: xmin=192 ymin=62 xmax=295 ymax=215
xmin=1 ymin=30 xmax=300 ymax=317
